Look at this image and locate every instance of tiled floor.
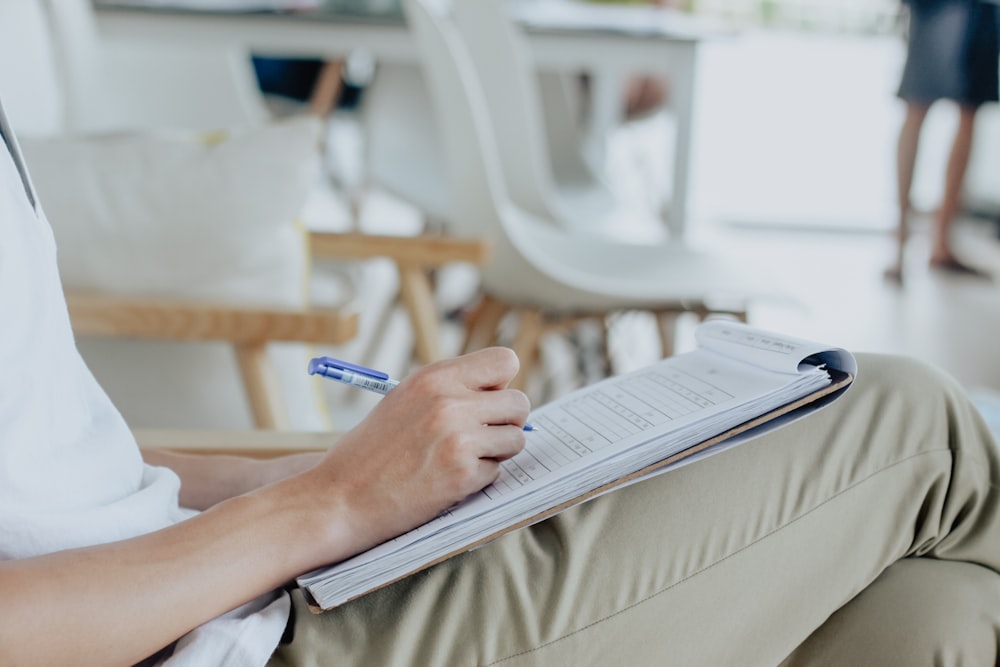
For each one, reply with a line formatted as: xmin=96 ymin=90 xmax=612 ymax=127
xmin=697 ymin=217 xmax=1000 ymax=390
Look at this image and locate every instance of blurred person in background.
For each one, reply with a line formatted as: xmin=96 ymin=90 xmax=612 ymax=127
xmin=887 ymin=0 xmax=999 ymax=284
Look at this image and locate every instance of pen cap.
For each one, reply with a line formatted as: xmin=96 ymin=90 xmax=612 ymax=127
xmin=308 ymin=356 xmax=390 ymax=380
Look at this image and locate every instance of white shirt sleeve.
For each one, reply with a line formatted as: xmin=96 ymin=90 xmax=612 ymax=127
xmin=0 ymin=104 xmax=289 ymax=666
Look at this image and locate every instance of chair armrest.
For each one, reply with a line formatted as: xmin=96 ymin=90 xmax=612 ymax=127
xmin=66 ymin=291 xmax=358 ymax=430
xmin=309 ymin=231 xmax=491 ymax=267
xmin=309 ymin=231 xmax=491 ymax=366
xmin=66 ymin=290 xmax=358 ymax=345
xmin=134 ymin=429 xmax=337 ymax=458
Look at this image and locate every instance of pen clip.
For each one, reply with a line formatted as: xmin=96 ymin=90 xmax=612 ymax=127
xmin=308 ymin=356 xmax=390 ymax=381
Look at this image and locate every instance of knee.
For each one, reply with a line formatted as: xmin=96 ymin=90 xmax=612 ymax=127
xmin=854 ymin=353 xmax=959 ymax=396
xmin=851 ymin=353 xmax=976 ymax=424
xmin=848 ymin=352 xmax=998 ymax=474
xmin=783 ymin=558 xmax=1000 ymax=667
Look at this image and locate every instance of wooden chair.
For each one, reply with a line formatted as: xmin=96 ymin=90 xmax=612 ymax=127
xmin=134 ymin=428 xmax=334 ymax=459
xmin=69 ymin=230 xmax=490 ymax=430
xmin=309 ymin=230 xmax=490 ymax=367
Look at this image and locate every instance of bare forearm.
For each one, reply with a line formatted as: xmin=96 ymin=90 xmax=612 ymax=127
xmin=0 ymin=348 xmax=528 ymax=665
xmin=142 ymin=449 xmax=323 ymax=510
xmin=0 ymin=482 xmax=328 ymax=667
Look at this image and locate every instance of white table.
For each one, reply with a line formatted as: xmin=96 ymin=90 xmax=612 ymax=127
xmin=92 ymin=0 xmax=724 ymax=236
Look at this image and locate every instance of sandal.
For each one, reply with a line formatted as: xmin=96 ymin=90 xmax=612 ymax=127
xmin=929 ymin=256 xmax=992 ymax=280
xmin=883 ymin=265 xmax=904 ymax=286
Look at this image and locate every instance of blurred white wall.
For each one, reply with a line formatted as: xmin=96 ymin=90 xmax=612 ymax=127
xmin=678 ymin=27 xmax=1000 ymax=231
xmin=0 ymin=2 xmax=66 ymax=134
xmin=0 ymin=0 xmax=267 ymax=136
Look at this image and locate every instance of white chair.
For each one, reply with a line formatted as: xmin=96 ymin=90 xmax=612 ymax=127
xmin=452 ymin=0 xmax=665 ymax=243
xmin=536 ymin=69 xmax=620 ymax=223
xmin=359 ymin=61 xmax=452 ymax=228
xmin=358 ymin=9 xmax=620 ymax=239
xmin=401 ymin=0 xmax=762 ymax=391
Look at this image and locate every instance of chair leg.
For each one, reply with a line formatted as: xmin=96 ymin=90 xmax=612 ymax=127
xmin=656 ymin=311 xmax=680 ymax=358
xmin=571 ymin=315 xmax=610 ymax=386
xmin=462 ymin=294 xmax=509 ymax=354
xmin=597 ymin=315 xmax=613 ymax=379
xmin=397 ymin=263 xmax=442 ymax=366
xmin=235 ymin=342 xmax=290 ymax=430
xmin=356 ymin=292 xmax=401 ymax=381
xmin=509 ymin=308 xmax=544 ymax=391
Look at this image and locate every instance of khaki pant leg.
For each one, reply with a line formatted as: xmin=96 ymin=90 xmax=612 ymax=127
xmin=781 ymin=558 xmax=1000 ymax=666
xmin=270 ymin=354 xmax=1000 ymax=667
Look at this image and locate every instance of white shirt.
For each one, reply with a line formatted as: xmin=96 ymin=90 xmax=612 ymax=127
xmin=0 ymin=102 xmax=289 ymax=666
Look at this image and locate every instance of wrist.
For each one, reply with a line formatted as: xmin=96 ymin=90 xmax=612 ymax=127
xmin=248 ymin=469 xmax=359 ymax=575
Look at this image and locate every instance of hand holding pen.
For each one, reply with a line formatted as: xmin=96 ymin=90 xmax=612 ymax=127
xmin=309 ymin=356 xmax=536 ymax=431
xmin=300 ymin=347 xmax=531 ymax=560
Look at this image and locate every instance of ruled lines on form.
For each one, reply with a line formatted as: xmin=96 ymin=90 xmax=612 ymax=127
xmin=483 ymin=366 xmax=734 ymax=499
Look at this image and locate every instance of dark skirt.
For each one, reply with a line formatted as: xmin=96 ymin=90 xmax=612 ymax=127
xmin=897 ymin=0 xmax=1000 ymax=106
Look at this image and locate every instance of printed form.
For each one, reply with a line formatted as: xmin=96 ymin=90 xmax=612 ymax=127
xmin=298 ymin=321 xmax=856 ymax=609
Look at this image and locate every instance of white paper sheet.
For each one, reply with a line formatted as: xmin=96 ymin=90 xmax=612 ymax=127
xmin=298 ymin=321 xmax=856 ymax=609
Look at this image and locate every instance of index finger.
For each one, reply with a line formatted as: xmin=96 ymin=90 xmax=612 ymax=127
xmin=447 ymin=347 xmax=521 ymax=390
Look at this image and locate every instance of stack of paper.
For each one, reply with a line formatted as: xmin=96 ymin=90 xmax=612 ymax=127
xmin=298 ymin=320 xmax=856 ymax=610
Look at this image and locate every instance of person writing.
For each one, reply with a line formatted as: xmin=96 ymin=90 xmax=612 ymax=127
xmin=887 ymin=0 xmax=998 ymax=283
xmin=0 ymin=96 xmax=998 ymax=666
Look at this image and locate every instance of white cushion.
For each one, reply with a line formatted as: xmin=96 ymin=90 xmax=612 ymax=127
xmin=20 ymin=116 xmax=335 ymax=431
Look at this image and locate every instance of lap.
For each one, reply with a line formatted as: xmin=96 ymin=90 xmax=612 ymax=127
xmin=271 ymin=354 xmax=1000 ymax=666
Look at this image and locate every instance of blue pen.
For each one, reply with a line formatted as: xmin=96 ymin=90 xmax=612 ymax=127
xmin=308 ymin=356 xmax=536 ymax=431
xmin=308 ymin=356 xmax=400 ymax=395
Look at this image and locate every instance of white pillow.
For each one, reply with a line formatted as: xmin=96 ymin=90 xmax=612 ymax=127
xmin=20 ymin=116 xmax=335 ymax=431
